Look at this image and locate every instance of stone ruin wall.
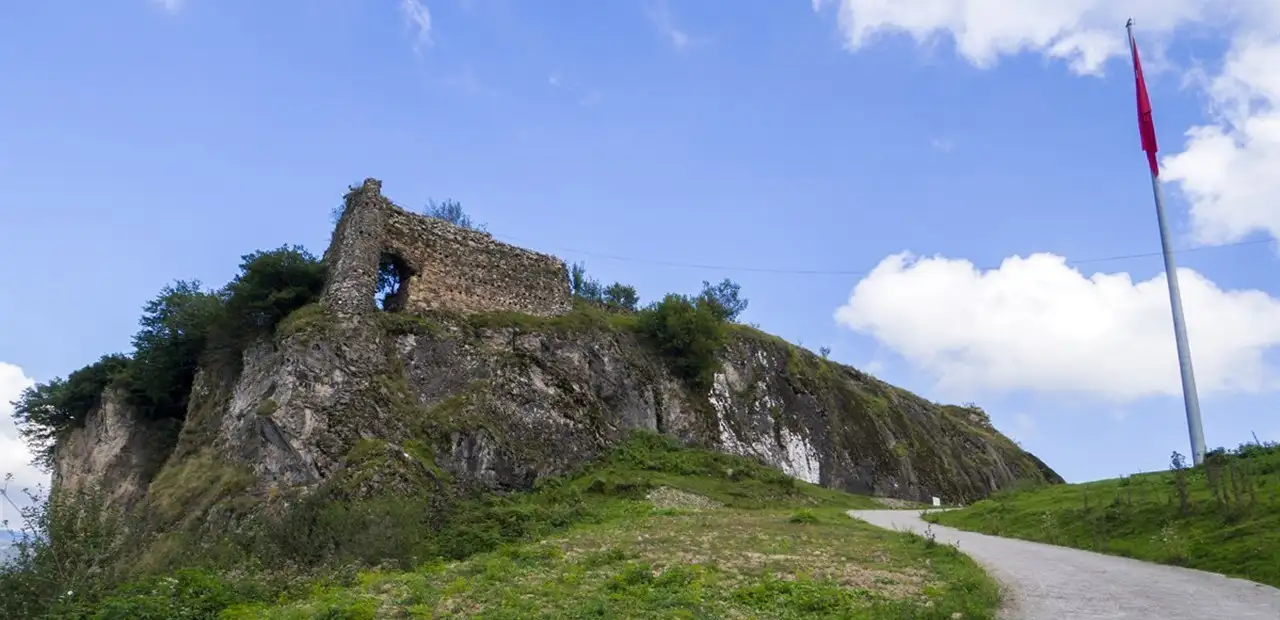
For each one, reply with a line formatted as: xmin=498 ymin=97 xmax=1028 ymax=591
xmin=322 ymin=178 xmax=573 ymax=318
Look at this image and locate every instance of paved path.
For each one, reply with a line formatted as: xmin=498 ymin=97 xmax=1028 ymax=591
xmin=848 ymin=509 xmax=1280 ymax=620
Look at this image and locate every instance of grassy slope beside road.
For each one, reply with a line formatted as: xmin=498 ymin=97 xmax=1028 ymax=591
xmin=226 ymin=434 xmax=1000 ymax=619
xmin=8 ymin=433 xmax=1002 ymax=619
xmin=927 ymin=443 xmax=1280 ymax=588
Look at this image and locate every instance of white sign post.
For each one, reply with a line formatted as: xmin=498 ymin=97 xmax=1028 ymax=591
xmin=931 ymin=496 xmax=941 ymax=507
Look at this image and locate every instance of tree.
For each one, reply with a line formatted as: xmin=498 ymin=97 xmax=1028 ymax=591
xmin=603 ymin=283 xmax=640 ymax=312
xmin=115 ymin=281 xmax=223 ymax=420
xmin=424 ymin=199 xmax=484 ymax=231
xmin=217 ymin=246 xmax=326 ymax=338
xmin=698 ymin=279 xmax=748 ymax=322
xmin=569 ymin=262 xmax=604 ymax=303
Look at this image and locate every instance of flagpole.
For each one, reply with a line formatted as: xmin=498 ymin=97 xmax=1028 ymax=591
xmin=1126 ymin=19 xmax=1207 ymax=466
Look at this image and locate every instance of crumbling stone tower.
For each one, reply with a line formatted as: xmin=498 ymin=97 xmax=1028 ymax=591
xmin=321 ymin=178 xmax=573 ymax=317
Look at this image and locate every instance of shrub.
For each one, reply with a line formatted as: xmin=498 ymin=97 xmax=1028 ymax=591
xmin=86 ymin=569 xmax=276 ymax=620
xmin=602 ymin=283 xmax=640 ymax=312
xmin=635 ymin=293 xmax=727 ymax=393
xmin=10 ymin=355 xmax=131 ymax=469
xmin=424 ymin=198 xmax=484 ymax=231
xmin=568 ymin=263 xmax=642 ymax=314
xmin=0 ymin=483 xmax=127 ymax=619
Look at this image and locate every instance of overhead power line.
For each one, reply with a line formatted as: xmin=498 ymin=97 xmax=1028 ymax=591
xmin=490 ymin=234 xmax=1274 ymax=278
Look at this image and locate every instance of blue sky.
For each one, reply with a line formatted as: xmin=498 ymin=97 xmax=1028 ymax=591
xmin=3 ymin=1 xmax=1280 ymax=498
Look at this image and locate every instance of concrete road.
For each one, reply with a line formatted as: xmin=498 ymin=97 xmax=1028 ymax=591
xmin=848 ymin=509 xmax=1280 ymax=620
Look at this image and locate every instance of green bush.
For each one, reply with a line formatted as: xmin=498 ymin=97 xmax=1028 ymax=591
xmin=0 ymin=485 xmax=127 ymax=620
xmin=568 ymin=262 xmax=641 ymax=313
xmin=249 ymin=483 xmax=588 ymax=572
xmin=424 ymin=198 xmax=484 ymax=231
xmin=84 ymin=569 xmax=275 ymax=620
xmin=603 ymin=283 xmax=640 ymax=312
xmin=635 ymin=293 xmax=728 ymax=393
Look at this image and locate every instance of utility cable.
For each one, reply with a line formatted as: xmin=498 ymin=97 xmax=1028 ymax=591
xmin=489 ymin=233 xmax=1274 ymax=278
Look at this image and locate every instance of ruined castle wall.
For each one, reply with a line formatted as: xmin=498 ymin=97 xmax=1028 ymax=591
xmin=322 ymin=179 xmax=390 ymax=316
xmin=383 ymin=208 xmax=572 ymax=316
xmin=322 ymin=178 xmax=572 ymax=318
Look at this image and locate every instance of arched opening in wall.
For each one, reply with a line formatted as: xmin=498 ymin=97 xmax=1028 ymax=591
xmin=376 ymin=251 xmax=413 ymax=312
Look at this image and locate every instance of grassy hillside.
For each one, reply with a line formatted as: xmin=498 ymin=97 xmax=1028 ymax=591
xmin=4 ymin=433 xmax=1002 ymax=619
xmin=926 ymin=443 xmax=1280 ymax=588
xmin=222 ymin=433 xmax=1000 ymax=619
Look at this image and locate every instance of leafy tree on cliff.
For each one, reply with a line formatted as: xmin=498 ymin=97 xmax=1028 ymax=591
xmin=114 ymin=280 xmax=223 ymax=420
xmin=603 ymin=283 xmax=640 ymax=312
xmin=569 ymin=262 xmax=603 ymax=302
xmin=698 ymin=278 xmax=748 ymax=322
xmin=10 ymin=354 xmax=131 ymax=469
xmin=209 ymin=246 xmax=326 ymax=353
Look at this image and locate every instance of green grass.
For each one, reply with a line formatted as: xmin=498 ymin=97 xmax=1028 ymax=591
xmin=224 ymin=433 xmax=1001 ymax=618
xmin=926 ymin=443 xmax=1280 ymax=588
xmin=5 ymin=432 xmax=1000 ymax=619
xmin=228 ymin=504 xmax=998 ymax=619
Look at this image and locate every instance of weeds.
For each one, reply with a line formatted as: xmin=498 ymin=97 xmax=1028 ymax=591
xmin=0 ymin=479 xmax=127 ymax=619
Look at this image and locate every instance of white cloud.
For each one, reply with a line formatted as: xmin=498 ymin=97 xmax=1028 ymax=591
xmin=810 ymin=0 xmax=1242 ymax=75
xmin=834 ymin=252 xmax=1280 ymax=401
xmin=0 ymin=363 xmax=44 ymax=526
xmin=930 ymin=137 xmax=955 ymax=153
xmin=646 ymin=0 xmax=693 ymax=51
xmin=152 ymin=0 xmax=183 ymax=13
xmin=811 ymin=1 xmax=1280 ymax=246
xmin=400 ymin=0 xmax=433 ymax=53
xmin=1162 ymin=39 xmax=1280 ymax=245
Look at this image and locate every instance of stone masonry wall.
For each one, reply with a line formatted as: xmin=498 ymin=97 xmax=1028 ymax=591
xmin=322 ymin=178 xmax=572 ymax=317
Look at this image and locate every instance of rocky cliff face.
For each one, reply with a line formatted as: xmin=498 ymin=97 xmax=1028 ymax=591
xmin=51 ymin=390 xmax=178 ymax=515
xmin=48 ymin=178 xmax=1060 ymax=533
xmin=53 ymin=305 xmax=1059 ymax=528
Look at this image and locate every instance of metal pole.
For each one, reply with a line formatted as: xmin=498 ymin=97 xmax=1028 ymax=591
xmin=1147 ymin=172 xmax=1207 ymax=465
xmin=1128 ymin=20 xmax=1207 ymax=466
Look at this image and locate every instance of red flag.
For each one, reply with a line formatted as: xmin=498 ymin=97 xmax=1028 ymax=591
xmin=1130 ymin=29 xmax=1159 ymax=177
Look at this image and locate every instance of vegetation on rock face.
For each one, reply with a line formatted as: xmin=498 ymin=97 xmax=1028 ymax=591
xmin=1 ymin=433 xmax=1001 ymax=619
xmin=564 ymin=261 xmax=748 ymax=395
xmin=926 ymin=441 xmax=1280 ymax=588
xmin=635 ymin=293 xmax=730 ymax=394
xmin=10 ymin=355 xmax=131 ymax=468
xmin=9 ymin=247 xmax=326 ymax=462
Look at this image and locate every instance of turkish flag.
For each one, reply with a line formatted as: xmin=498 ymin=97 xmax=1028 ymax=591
xmin=1130 ymin=30 xmax=1160 ymax=177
